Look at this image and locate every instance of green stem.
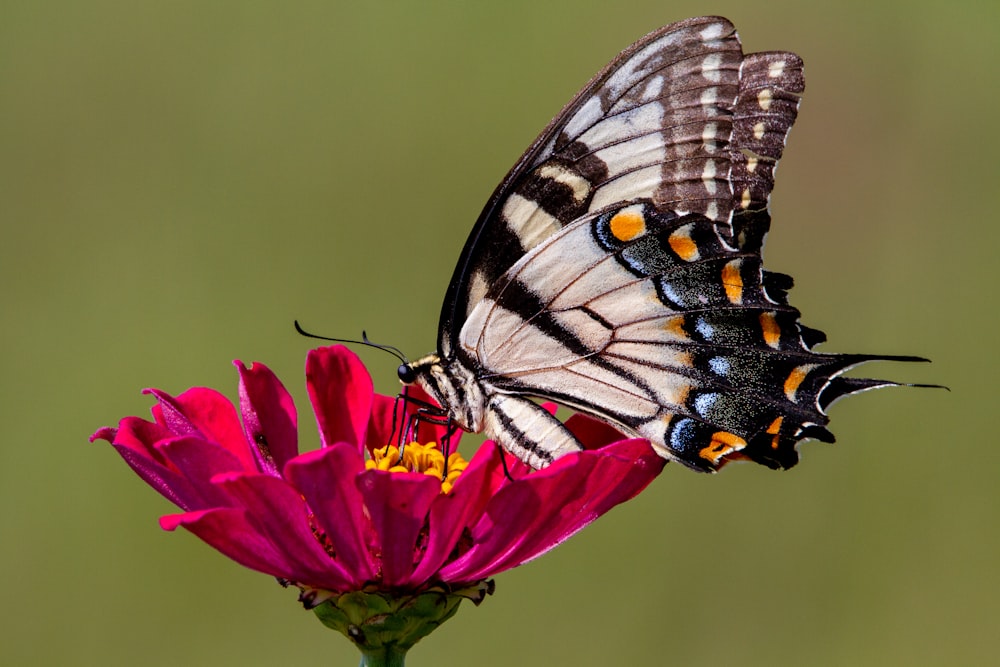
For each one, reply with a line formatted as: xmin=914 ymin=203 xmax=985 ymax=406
xmin=358 ymin=645 xmax=407 ymax=667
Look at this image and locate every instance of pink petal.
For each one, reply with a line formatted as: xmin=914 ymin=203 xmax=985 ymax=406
xmin=111 ymin=443 xmax=204 ymax=510
xmin=306 ymin=346 xmax=373 ymax=454
xmin=235 ymin=360 xmax=298 ymax=475
xmin=497 ymin=439 xmax=663 ymax=569
xmin=366 ymin=393 xmax=400 ymax=454
xmin=144 ymin=388 xmax=200 ymax=435
xmin=408 ymin=444 xmax=502 ymax=585
xmin=161 ymin=508 xmax=349 ymax=590
xmin=146 ymin=387 xmax=256 ymax=471
xmin=565 ymin=413 xmax=630 ymax=449
xmin=437 ymin=478 xmax=542 ymax=582
xmin=213 ymin=472 xmax=359 ymax=589
xmin=95 ymin=416 xmax=173 ymax=464
xmin=90 ymin=426 xmax=117 ymax=443
xmin=355 ymin=469 xmax=441 ymax=587
xmin=440 ymin=439 xmax=663 ymax=582
xmin=284 ymin=444 xmax=376 ymax=582
xmin=495 ymin=448 xmax=534 ymax=482
xmin=97 ymin=419 xmax=247 ymax=511
xmin=156 ymin=436 xmax=246 ymax=507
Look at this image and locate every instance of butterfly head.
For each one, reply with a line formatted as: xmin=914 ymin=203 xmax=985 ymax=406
xmin=396 ymin=363 xmax=417 ymax=385
xmin=399 ymin=354 xmax=486 ymax=434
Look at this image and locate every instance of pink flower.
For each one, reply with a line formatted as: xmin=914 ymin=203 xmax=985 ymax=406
xmin=91 ymin=345 xmax=663 ymax=602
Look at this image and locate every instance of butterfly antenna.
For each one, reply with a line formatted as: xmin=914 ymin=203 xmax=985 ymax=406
xmin=293 ymin=320 xmax=408 ymax=364
xmin=360 ymin=331 xmax=409 ymax=365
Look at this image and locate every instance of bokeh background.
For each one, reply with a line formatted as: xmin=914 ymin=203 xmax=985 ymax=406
xmin=2 ymin=1 xmax=994 ymax=665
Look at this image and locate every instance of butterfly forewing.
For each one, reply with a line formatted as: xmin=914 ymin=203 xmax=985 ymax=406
xmin=410 ymin=16 xmax=918 ymax=472
xmin=440 ymin=17 xmax=745 ymax=357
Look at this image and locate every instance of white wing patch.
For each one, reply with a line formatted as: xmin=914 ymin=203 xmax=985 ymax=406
xmin=561 ymin=95 xmax=605 ymax=143
xmin=590 ymin=166 xmax=668 ymax=211
xmin=463 ymin=301 xmax=610 ymax=376
xmin=594 ymin=131 xmax=668 ymax=179
xmin=502 ymin=193 xmax=562 ymax=251
xmin=537 ymin=163 xmax=591 ymax=202
xmin=585 ymin=278 xmax=667 ymax=325
xmin=578 ymin=102 xmax=665 ymax=150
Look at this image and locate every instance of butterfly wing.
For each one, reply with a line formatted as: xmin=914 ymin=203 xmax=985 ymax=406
xmin=439 ymin=16 xmax=748 ymax=359
xmin=461 ymin=202 xmax=912 ymax=471
xmin=419 ymin=16 xmax=918 ymax=471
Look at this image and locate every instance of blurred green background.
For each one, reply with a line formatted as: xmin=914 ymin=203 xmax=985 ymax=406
xmin=1 ymin=1 xmax=993 ymax=665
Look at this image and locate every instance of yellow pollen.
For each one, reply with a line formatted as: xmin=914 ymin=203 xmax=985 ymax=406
xmin=365 ymin=442 xmax=469 ymax=493
xmin=609 ymin=209 xmax=646 ymax=241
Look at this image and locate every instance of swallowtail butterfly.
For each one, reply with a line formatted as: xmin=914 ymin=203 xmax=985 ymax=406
xmin=400 ymin=16 xmax=920 ymax=472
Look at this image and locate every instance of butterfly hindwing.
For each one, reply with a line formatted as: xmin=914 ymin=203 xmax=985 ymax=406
xmin=407 ymin=16 xmax=917 ymax=472
xmin=463 ymin=202 xmax=883 ymax=471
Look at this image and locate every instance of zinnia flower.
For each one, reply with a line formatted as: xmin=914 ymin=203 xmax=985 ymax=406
xmin=91 ymin=345 xmax=664 ymax=664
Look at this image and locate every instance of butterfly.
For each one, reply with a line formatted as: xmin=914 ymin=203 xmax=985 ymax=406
xmin=399 ymin=16 xmax=922 ymax=472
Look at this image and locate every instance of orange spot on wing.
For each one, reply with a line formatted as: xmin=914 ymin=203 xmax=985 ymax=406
xmin=784 ymin=367 xmax=809 ymax=401
xmin=767 ymin=417 xmax=783 ymax=434
xmin=609 ymin=209 xmax=646 ymax=241
xmin=722 ymin=260 xmax=743 ymax=304
xmin=699 ymin=431 xmax=748 ymax=464
xmin=668 ymin=227 xmax=699 ymax=261
xmin=759 ymin=311 xmax=782 ymax=348
xmin=663 ymin=316 xmax=688 ymax=340
xmin=767 ymin=416 xmax=783 ymax=449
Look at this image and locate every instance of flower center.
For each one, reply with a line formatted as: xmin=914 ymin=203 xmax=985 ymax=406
xmin=365 ymin=442 xmax=468 ymax=493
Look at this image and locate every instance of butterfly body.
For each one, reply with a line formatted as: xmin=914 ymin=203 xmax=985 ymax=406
xmin=403 ymin=17 xmax=918 ymax=472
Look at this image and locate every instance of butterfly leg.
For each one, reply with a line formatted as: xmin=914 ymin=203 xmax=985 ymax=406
xmin=484 ymin=395 xmax=583 ymax=470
